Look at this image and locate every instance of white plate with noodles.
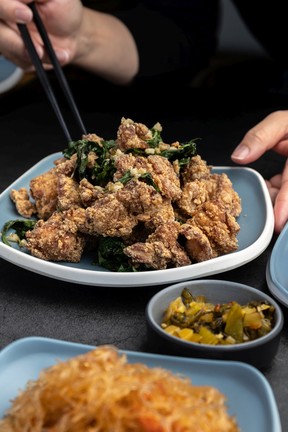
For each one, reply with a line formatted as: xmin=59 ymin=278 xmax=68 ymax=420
xmin=0 ymin=152 xmax=274 ymax=287
xmin=0 ymin=336 xmax=282 ymax=431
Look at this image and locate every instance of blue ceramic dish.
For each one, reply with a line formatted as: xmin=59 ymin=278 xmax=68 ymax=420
xmin=0 ymin=153 xmax=274 ymax=287
xmin=267 ymin=222 xmax=288 ymax=307
xmin=146 ymin=279 xmax=284 ymax=370
xmin=0 ymin=336 xmax=282 ymax=432
xmin=0 ymin=56 xmax=23 ymax=94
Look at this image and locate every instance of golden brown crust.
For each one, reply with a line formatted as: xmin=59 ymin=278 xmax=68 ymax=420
xmin=9 ymin=118 xmax=242 ymax=268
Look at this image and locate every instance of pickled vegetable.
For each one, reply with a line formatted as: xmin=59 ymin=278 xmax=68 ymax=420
xmin=161 ymin=288 xmax=276 ymax=345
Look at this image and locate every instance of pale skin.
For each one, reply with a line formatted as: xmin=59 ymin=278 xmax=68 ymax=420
xmin=0 ymin=0 xmax=139 ymax=84
xmin=231 ymin=110 xmax=288 ymax=233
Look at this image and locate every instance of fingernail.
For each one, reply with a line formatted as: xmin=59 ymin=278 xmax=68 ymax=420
xmin=15 ymin=8 xmax=33 ymax=23
xmin=55 ymin=50 xmax=70 ymax=63
xmin=231 ymin=144 xmax=250 ymax=161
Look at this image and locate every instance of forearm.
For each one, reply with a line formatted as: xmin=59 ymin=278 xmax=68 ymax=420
xmin=71 ymin=8 xmax=139 ymax=85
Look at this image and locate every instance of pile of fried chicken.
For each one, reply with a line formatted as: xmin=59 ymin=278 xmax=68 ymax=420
xmin=9 ymin=118 xmax=242 ymax=271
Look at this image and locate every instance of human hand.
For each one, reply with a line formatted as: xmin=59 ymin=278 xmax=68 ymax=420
xmin=231 ymin=110 xmax=288 ymax=233
xmin=0 ymin=0 xmax=138 ymax=84
xmin=0 ymin=0 xmax=83 ymax=70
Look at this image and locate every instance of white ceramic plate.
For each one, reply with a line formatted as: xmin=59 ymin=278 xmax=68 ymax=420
xmin=0 ymin=152 xmax=274 ymax=287
xmin=266 ymin=222 xmax=288 ymax=307
xmin=0 ymin=56 xmax=23 ymax=94
xmin=0 ymin=337 xmax=282 ymax=432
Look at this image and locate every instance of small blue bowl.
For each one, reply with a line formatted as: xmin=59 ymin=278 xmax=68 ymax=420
xmin=146 ymin=279 xmax=284 ymax=370
xmin=0 ymin=56 xmax=23 ymax=94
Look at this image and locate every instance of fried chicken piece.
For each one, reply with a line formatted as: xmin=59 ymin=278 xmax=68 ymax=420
xmin=205 ymin=173 xmax=242 ymax=217
xmin=79 ymin=178 xmax=105 ymax=207
xmin=82 ymin=178 xmax=169 ymax=238
xmin=116 ymin=180 xmax=175 ymax=229
xmin=181 ymin=155 xmax=212 ymax=183
xmin=124 ymin=221 xmax=191 ymax=270
xmin=114 ymin=153 xmax=181 ymax=201
xmin=147 ymin=155 xmax=181 ymax=200
xmin=57 ymin=174 xmax=82 ymax=211
xmin=180 ymin=224 xmax=215 ymax=262
xmin=25 ymin=209 xmax=86 ymax=262
xmin=180 ymin=201 xmax=240 ymax=262
xmin=142 ymin=198 xmax=175 ymax=230
xmin=10 ymin=188 xmax=36 ymax=218
xmin=177 ymin=179 xmax=210 ymax=217
xmin=82 ymin=132 xmax=103 ymax=144
xmin=54 ymin=153 xmax=78 ymax=176
xmin=117 ymin=179 xmax=175 ymax=228
xmin=178 ymin=172 xmax=241 ymax=218
xmin=85 ymin=194 xmax=138 ymax=237
xmin=113 ymin=152 xmax=136 ymax=179
xmin=29 ymin=168 xmax=58 ymax=220
xmin=116 ymin=117 xmax=153 ymax=151
xmin=117 ymin=179 xmax=163 ymax=217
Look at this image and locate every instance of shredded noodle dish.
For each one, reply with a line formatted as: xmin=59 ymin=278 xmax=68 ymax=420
xmin=0 ymin=345 xmax=239 ymax=432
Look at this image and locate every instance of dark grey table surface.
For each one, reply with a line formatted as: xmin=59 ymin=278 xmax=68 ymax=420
xmin=0 ymin=64 xmax=287 ymax=429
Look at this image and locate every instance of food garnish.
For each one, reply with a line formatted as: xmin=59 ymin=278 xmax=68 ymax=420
xmin=1 ymin=219 xmax=37 ymax=247
xmin=161 ymin=287 xmax=276 ymax=344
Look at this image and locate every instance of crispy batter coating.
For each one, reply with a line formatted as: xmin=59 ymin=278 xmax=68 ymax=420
xmin=57 ymin=174 xmax=82 ymax=211
xmin=117 ymin=180 xmax=163 ymax=217
xmin=29 ymin=168 xmax=58 ymax=220
xmin=124 ymin=221 xmax=191 ymax=269
xmin=181 ymin=154 xmax=212 ymax=182
xmin=0 ymin=346 xmax=239 ymax=432
xmin=79 ymin=178 xmax=105 ymax=207
xmin=114 ymin=153 xmax=181 ymax=200
xmin=9 ymin=118 xmax=242 ymax=268
xmin=142 ymin=198 xmax=175 ymax=230
xmin=206 ymin=173 xmax=242 ymax=217
xmin=54 ymin=153 xmax=77 ymax=176
xmin=177 ymin=179 xmax=210 ymax=217
xmin=116 ymin=117 xmax=153 ymax=151
xmin=85 ymin=194 xmax=138 ymax=237
xmin=180 ymin=201 xmax=240 ymax=262
xmin=82 ymin=132 xmax=103 ymax=144
xmin=147 ymin=155 xmax=181 ymax=200
xmin=178 ymin=165 xmax=241 ymax=218
xmin=9 ymin=188 xmax=36 ymax=218
xmin=25 ymin=210 xmax=86 ymax=262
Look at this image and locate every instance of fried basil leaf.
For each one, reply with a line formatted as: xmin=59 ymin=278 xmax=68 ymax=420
xmin=63 ymin=138 xmax=117 ymax=186
xmin=94 ymin=237 xmax=136 ymax=272
xmin=1 ymin=219 xmax=37 ymax=247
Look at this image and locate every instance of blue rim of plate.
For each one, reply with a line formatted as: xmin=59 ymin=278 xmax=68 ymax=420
xmin=267 ymin=222 xmax=288 ymax=307
xmin=0 ymin=56 xmax=23 ymax=94
xmin=0 ymin=336 xmax=282 ymax=432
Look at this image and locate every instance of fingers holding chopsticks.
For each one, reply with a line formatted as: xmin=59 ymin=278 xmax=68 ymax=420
xmin=2 ymin=0 xmax=139 ymax=84
xmin=0 ymin=0 xmax=72 ymax=70
xmin=0 ymin=0 xmax=43 ymax=69
xmin=0 ymin=0 xmax=32 ymax=22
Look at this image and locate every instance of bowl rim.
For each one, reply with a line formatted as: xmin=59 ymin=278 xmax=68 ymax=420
xmin=0 ymin=56 xmax=23 ymax=94
xmin=146 ymin=279 xmax=284 ymax=352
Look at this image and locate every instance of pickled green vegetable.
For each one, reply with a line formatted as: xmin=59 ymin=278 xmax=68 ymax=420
xmin=161 ymin=288 xmax=276 ymax=345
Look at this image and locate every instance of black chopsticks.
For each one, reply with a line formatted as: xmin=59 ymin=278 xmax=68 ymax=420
xmin=17 ymin=2 xmax=87 ymax=142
